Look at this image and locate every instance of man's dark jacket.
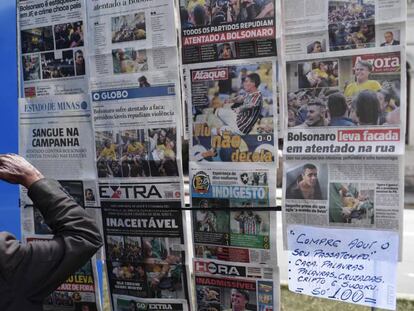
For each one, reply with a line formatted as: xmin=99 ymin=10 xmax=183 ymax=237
xmin=0 ymin=179 xmax=102 ymax=310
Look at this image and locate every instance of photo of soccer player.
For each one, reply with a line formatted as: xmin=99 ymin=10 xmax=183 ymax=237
xmin=54 ymin=21 xmax=84 ymax=49
xmin=286 ymin=52 xmax=401 ymax=127
xmin=193 ymin=198 xmax=230 ymax=234
xmin=21 ymin=26 xmax=54 ymax=54
xmin=112 ymin=48 xmax=148 ymax=74
xmin=41 ymin=50 xmax=75 ymax=79
xmin=328 ymin=0 xmax=375 ymax=51
xmin=22 ymin=54 xmax=41 ymax=81
xmin=191 ymin=63 xmax=275 ymax=162
xmin=112 ymin=13 xmax=146 ymax=43
xmin=222 ymin=288 xmax=257 ymax=311
xmin=329 ymin=183 xmax=374 ymax=226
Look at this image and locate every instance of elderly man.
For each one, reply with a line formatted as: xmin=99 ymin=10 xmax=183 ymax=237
xmin=0 ymin=154 xmax=102 ymax=310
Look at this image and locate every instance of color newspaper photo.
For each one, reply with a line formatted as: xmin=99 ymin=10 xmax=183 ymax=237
xmin=179 ymin=0 xmax=275 ymax=28
xmin=21 ymin=26 xmax=54 ymax=54
xmin=111 ymin=13 xmax=146 ymax=43
xmin=329 ymin=182 xmax=375 ymax=225
xmin=22 ymin=54 xmax=41 ymax=81
xmin=95 ymin=128 xmax=179 ymax=178
xmin=191 ymin=63 xmax=275 ymax=162
xmin=287 ymin=52 xmax=401 ymax=128
xmin=106 ymin=236 xmax=185 ymax=299
xmin=41 ymin=50 xmax=75 ymax=79
xmin=112 ymin=48 xmax=148 ymax=74
xmin=328 ymin=0 xmax=375 ymax=51
xmin=285 ymin=163 xmax=328 ymax=200
xmin=54 ymin=21 xmax=84 ymax=49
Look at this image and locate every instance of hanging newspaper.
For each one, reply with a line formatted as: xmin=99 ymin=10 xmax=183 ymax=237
xmin=111 ymin=296 xmax=188 ymax=311
xmin=86 ymin=0 xmax=180 ymax=90
xmin=284 ymin=50 xmax=405 ymax=155
xmin=17 ymin=0 xmax=88 ymax=97
xmin=99 ymin=180 xmax=190 ymax=309
xmin=282 ymin=154 xmax=403 ymax=237
xmin=25 ymin=236 xmax=102 ymax=311
xmin=283 ymin=0 xmax=406 ymax=57
xmin=194 ymin=258 xmax=280 ymax=311
xmin=190 ymin=162 xmax=277 ymax=265
xmin=178 ymin=0 xmax=277 ymax=64
xmin=91 ymin=84 xmax=183 ymax=180
xmin=19 ymin=94 xmax=99 ymax=235
xmin=187 ymin=59 xmax=278 ymax=163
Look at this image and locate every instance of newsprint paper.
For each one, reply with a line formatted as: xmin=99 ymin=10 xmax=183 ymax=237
xmin=18 ymin=0 xmax=88 ymax=97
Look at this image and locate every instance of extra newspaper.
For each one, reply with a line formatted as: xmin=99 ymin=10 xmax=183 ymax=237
xmin=99 ymin=180 xmax=189 ymax=308
xmin=18 ymin=0 xmax=88 ymax=97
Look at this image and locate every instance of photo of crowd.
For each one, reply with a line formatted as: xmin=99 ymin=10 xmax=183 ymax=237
xmin=106 ymin=235 xmax=185 ymax=299
xmin=328 ymin=0 xmax=375 ymax=51
xmin=41 ymin=50 xmax=75 ymax=79
xmin=95 ymin=128 xmax=179 ymax=178
xmin=111 ymin=13 xmax=146 ymax=43
xmin=329 ymin=182 xmax=374 ymax=225
xmin=112 ymin=48 xmax=148 ymax=74
xmin=180 ymin=0 xmax=275 ymax=28
xmin=54 ymin=21 xmax=84 ymax=50
xmin=287 ymin=56 xmax=401 ymax=128
xmin=22 ymin=54 xmax=40 ymax=81
xmin=21 ymin=26 xmax=54 ymax=54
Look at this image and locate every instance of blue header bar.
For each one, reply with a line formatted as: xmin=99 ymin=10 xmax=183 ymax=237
xmin=91 ymin=85 xmax=176 ymax=102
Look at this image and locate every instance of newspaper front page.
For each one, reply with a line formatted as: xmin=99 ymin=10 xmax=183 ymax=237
xmin=86 ymin=0 xmax=179 ymax=90
xmin=25 ymin=236 xmax=102 ymax=311
xmin=18 ymin=94 xmax=101 ymax=310
xmin=187 ymin=59 xmax=278 ymax=163
xmin=194 ymin=258 xmax=280 ymax=311
xmin=283 ymin=154 xmax=403 ymax=231
xmin=18 ymin=0 xmax=88 ymax=97
xmin=283 ymin=0 xmax=406 ymax=56
xmin=284 ymin=50 xmax=405 ymax=155
xmin=190 ymin=163 xmax=277 ymax=265
xmin=178 ymin=0 xmax=277 ymax=65
xmin=99 ymin=180 xmax=189 ymax=309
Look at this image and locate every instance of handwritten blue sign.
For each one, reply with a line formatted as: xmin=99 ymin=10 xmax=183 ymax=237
xmin=287 ymin=225 xmax=398 ymax=310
